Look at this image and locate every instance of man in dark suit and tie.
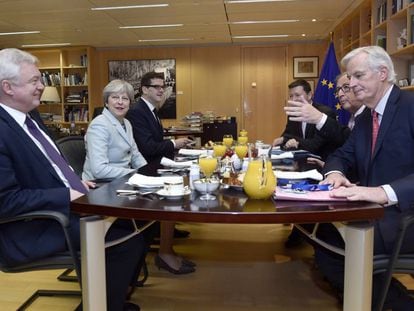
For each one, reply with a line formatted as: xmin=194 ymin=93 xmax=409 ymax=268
xmin=284 ymin=73 xmax=366 ymax=163
xmin=0 ymin=48 xmax=144 ymax=311
xmin=272 ymin=79 xmax=339 ymax=161
xmin=126 ymin=71 xmax=195 ymax=275
xmin=126 ymin=71 xmax=192 ymax=165
xmin=316 ymin=46 xmax=414 ymax=310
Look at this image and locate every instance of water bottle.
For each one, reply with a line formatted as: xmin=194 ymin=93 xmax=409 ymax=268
xmin=189 ymin=164 xmax=200 ymax=190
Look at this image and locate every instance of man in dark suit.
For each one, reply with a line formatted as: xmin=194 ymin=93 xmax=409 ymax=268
xmin=0 ymin=48 xmax=143 ymax=311
xmin=284 ymin=73 xmax=366 ymax=166
xmin=317 ymin=46 xmax=414 ymax=310
xmin=126 ymin=71 xmax=195 ymax=275
xmin=272 ymin=79 xmax=339 ymax=160
xmin=126 ymin=71 xmax=191 ymax=165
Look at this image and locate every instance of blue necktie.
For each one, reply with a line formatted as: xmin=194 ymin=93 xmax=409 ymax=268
xmin=25 ymin=116 xmax=87 ymax=194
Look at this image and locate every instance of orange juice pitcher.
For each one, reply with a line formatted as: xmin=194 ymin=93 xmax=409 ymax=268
xmin=243 ymin=155 xmax=276 ymax=199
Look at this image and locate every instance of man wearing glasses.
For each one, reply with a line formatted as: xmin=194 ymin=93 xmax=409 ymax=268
xmin=284 ymin=73 xmax=365 ymax=148
xmin=126 ymin=71 xmax=192 ymax=165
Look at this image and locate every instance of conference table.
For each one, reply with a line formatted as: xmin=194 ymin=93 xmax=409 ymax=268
xmin=71 ymin=174 xmax=384 ymax=311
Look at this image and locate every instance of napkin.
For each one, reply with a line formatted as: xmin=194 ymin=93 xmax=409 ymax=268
xmin=274 ymin=169 xmax=323 ymax=181
xmin=160 ymin=157 xmax=195 ymax=168
xmin=270 ymin=151 xmax=294 ymax=160
xmin=178 ymin=149 xmax=208 ymax=156
xmin=127 ymin=173 xmax=183 ymax=188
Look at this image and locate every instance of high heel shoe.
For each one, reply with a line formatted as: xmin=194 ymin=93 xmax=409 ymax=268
xmin=154 ymin=255 xmax=195 ymax=275
xmin=181 ymin=258 xmax=196 ymax=267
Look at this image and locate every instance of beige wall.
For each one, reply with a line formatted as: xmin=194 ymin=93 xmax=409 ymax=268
xmin=92 ymin=41 xmax=328 ymax=139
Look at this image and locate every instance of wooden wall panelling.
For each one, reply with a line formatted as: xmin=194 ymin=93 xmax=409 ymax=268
xmin=190 ymin=46 xmax=242 ymax=124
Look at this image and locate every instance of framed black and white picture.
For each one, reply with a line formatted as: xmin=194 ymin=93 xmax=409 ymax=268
xmin=108 ymin=59 xmax=176 ymax=119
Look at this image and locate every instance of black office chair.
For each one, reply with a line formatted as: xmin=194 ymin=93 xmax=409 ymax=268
xmin=56 ymin=135 xmax=150 ymax=288
xmin=0 ymin=211 xmax=81 ymax=310
xmin=296 ymin=215 xmax=414 ymax=311
xmin=372 ymin=214 xmax=414 ymax=311
xmin=56 ymin=136 xmax=86 ymax=177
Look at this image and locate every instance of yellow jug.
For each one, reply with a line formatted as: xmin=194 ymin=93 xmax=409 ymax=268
xmin=243 ymin=155 xmax=276 ymax=200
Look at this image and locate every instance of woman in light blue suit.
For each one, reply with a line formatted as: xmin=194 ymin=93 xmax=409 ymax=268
xmin=82 ymin=79 xmax=147 ymax=180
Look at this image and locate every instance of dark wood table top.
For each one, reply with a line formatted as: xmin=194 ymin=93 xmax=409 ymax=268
xmin=71 ymin=174 xmax=384 ymax=225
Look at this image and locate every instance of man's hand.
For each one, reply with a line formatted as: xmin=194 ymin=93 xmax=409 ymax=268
xmin=174 ymin=137 xmax=193 ymax=149
xmin=284 ymin=138 xmax=299 ymax=149
xmin=330 ymin=186 xmax=388 ymax=204
xmin=285 ymin=99 xmax=323 ymax=124
xmin=272 ymin=137 xmax=284 ymax=147
xmin=320 ymin=172 xmax=352 ymax=188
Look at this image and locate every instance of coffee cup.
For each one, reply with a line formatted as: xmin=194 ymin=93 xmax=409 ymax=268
xmin=163 ymin=180 xmax=185 ymax=195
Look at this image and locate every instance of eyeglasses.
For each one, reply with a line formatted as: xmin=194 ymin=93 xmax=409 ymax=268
xmin=334 ymin=84 xmax=351 ymax=96
xmin=109 ymin=95 xmax=130 ymax=102
xmin=144 ymin=84 xmax=166 ymax=91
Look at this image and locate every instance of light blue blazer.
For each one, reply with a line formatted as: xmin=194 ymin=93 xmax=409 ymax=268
xmin=82 ymin=108 xmax=147 ymax=180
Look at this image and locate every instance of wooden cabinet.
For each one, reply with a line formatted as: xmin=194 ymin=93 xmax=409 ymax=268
xmin=334 ymin=0 xmax=414 ymax=91
xmin=26 ymin=46 xmax=97 ymax=130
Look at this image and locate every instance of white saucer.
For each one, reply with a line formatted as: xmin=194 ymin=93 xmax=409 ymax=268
xmin=156 ymin=189 xmax=191 ymax=200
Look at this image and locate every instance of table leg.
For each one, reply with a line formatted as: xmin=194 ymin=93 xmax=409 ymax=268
xmin=343 ymin=222 xmax=374 ymax=311
xmin=80 ymin=216 xmax=107 ymax=311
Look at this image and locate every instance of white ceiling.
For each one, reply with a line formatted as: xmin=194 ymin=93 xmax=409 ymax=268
xmin=0 ymin=0 xmax=363 ymax=48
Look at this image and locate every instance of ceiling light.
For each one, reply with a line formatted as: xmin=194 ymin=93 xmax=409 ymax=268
xmin=91 ymin=4 xmax=168 ymax=11
xmin=22 ymin=43 xmax=71 ymax=48
xmin=120 ymin=24 xmax=183 ymax=29
xmin=312 ymin=19 xmax=317 ymax=22
xmin=225 ymin=0 xmax=295 ymax=3
xmin=232 ymin=34 xmax=289 ymax=39
xmin=138 ymin=38 xmax=193 ymax=42
xmin=0 ymin=31 xmax=40 ymax=36
xmin=301 ymin=34 xmax=306 ymax=37
xmin=230 ymin=19 xmax=299 ymax=24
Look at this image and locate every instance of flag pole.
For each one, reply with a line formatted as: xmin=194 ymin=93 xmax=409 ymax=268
xmin=329 ymin=32 xmax=334 ymax=42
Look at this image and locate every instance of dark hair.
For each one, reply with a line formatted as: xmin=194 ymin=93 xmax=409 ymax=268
xmin=140 ymin=71 xmax=165 ymax=93
xmin=288 ymin=79 xmax=311 ymax=94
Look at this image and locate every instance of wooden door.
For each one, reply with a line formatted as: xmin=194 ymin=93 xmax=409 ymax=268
xmin=242 ymin=46 xmax=288 ymax=144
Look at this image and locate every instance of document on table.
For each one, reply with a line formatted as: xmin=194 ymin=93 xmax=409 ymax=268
xmin=273 ymin=186 xmax=348 ymax=202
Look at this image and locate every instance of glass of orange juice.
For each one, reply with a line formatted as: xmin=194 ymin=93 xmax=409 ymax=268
xmin=238 ymin=135 xmax=248 ymax=145
xmin=213 ymin=142 xmax=227 ymax=158
xmin=198 ymin=155 xmax=218 ymax=200
xmin=235 ymin=143 xmax=248 ymax=160
xmin=239 ymin=129 xmax=248 ymax=137
xmin=223 ymin=134 xmax=233 ymax=148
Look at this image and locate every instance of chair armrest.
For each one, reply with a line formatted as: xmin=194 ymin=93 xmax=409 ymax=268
xmin=0 ymin=210 xmax=69 ymax=227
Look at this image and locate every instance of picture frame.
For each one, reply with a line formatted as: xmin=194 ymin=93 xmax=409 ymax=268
xmin=108 ymin=58 xmax=176 ymax=119
xmin=306 ymin=80 xmax=315 ymax=93
xmin=293 ymin=56 xmax=319 ymax=78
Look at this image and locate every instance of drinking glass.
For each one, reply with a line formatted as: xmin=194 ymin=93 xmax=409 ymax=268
xmin=223 ymin=134 xmax=233 ymax=148
xmin=234 ymin=143 xmax=248 ymax=161
xmin=198 ymin=155 xmax=218 ymax=200
xmin=213 ymin=142 xmax=227 ymax=158
xmin=238 ymin=135 xmax=248 ymax=145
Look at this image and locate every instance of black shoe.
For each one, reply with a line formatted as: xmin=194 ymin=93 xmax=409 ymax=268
xmin=284 ymin=228 xmax=304 ymax=248
xmin=154 ymin=255 xmax=195 ymax=274
xmin=123 ymin=302 xmax=140 ymax=311
xmin=174 ymin=228 xmax=190 ymax=238
xmin=181 ymin=258 xmax=196 ymax=267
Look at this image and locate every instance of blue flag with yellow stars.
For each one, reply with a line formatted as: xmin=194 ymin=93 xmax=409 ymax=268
xmin=313 ymin=42 xmax=349 ymax=125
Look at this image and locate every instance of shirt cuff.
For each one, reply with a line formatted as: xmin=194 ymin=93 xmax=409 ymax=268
xmin=381 ymin=184 xmax=398 ymax=205
xmin=171 ymin=139 xmax=176 ymax=148
xmin=316 ymin=113 xmax=328 ymax=131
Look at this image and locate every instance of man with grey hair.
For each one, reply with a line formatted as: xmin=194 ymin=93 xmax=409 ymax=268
xmin=0 ymin=48 xmax=144 ymax=311
xmin=314 ymin=46 xmax=414 ymax=310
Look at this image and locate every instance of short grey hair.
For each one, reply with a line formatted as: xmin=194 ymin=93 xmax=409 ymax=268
xmin=102 ymin=79 xmax=135 ymax=104
xmin=0 ymin=48 xmax=38 ymax=84
xmin=341 ymin=46 xmax=396 ymax=84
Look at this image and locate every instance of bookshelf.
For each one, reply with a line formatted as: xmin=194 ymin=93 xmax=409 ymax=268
xmin=333 ymin=0 xmax=414 ymax=91
xmin=26 ymin=46 xmax=97 ymax=130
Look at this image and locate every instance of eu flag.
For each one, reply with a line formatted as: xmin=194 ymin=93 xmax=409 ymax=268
xmin=313 ymin=42 xmax=349 ymax=125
